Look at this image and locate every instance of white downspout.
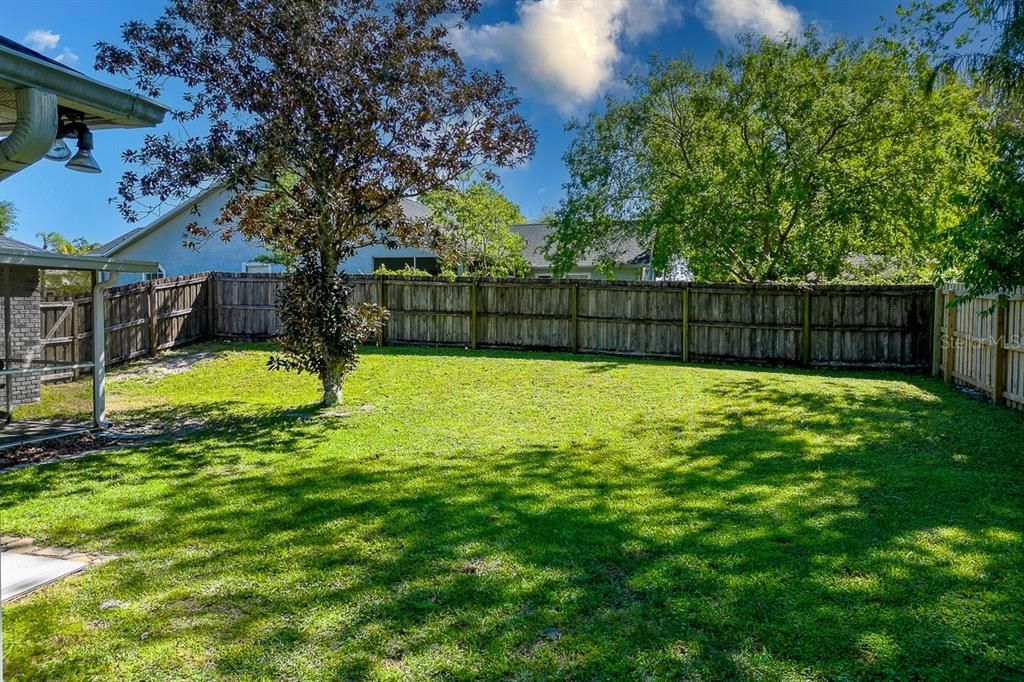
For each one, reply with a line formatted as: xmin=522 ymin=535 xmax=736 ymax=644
xmin=0 ymin=87 xmax=58 ymax=181
xmin=92 ymin=271 xmax=119 ymax=428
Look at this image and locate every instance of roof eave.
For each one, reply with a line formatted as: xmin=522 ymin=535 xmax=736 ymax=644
xmin=96 ymin=184 xmax=226 ymax=257
xmin=0 ymin=248 xmax=159 ymax=273
xmin=0 ymin=43 xmax=169 ymax=130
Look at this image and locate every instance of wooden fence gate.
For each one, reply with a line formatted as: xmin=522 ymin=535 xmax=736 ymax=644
xmin=937 ymin=285 xmax=1024 ymax=411
xmin=40 ymin=273 xmax=212 ymax=381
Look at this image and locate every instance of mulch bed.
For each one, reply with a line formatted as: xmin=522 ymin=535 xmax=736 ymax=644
xmin=0 ymin=432 xmax=125 ymax=473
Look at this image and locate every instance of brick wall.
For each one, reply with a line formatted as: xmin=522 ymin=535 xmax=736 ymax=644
xmin=0 ymin=266 xmax=42 ymax=406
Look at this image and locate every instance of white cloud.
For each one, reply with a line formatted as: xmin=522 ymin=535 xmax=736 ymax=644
xmin=697 ymin=0 xmax=802 ymax=42
xmin=54 ymin=48 xmax=79 ymax=66
xmin=454 ymin=0 xmax=680 ymax=114
xmin=23 ymin=29 xmax=61 ymax=52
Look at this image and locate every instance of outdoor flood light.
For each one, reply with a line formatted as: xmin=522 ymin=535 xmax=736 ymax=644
xmin=63 ymin=123 xmax=101 ymax=174
xmin=44 ymin=138 xmax=72 ymax=161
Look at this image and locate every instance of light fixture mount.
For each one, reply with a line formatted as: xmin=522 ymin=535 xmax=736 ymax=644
xmin=59 ymin=120 xmax=101 ymax=174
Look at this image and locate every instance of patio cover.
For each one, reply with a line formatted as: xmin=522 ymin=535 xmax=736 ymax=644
xmin=0 ymin=237 xmax=158 ymax=428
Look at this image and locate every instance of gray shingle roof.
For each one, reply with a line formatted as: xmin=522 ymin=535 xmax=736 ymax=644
xmin=509 ymin=223 xmax=649 ymax=269
xmin=0 ymin=235 xmax=47 ymax=253
xmin=91 ymin=226 xmax=147 ymax=257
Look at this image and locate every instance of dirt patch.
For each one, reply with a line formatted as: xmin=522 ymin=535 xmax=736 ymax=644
xmin=0 ymin=424 xmax=213 ymax=473
xmin=0 ymin=536 xmax=116 ymax=566
xmin=285 ymin=404 xmax=378 ymax=420
xmin=0 ymin=432 xmax=128 ymax=473
xmin=110 ymin=350 xmax=219 ymax=382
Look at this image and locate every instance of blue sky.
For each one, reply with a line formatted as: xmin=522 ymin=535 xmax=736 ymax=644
xmin=0 ymin=0 xmax=901 ymax=248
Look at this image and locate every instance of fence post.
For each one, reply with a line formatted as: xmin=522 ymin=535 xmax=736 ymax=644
xmin=944 ymin=292 xmax=956 ymax=383
xmin=206 ymin=272 xmax=217 ymax=340
xmin=801 ymin=289 xmax=811 ymax=367
xmin=994 ymin=294 xmax=1008 ymax=406
xmin=570 ymin=282 xmax=579 ymax=353
xmin=469 ymin=280 xmax=478 ymax=349
xmin=377 ymin=277 xmax=388 ymax=346
xmin=147 ymin=279 xmax=158 ymax=356
xmin=70 ymin=298 xmax=80 ymax=380
xmin=931 ymin=287 xmax=944 ymax=376
xmin=681 ymin=287 xmax=690 ymax=363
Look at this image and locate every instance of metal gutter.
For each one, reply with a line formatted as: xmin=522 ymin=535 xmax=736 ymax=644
xmin=0 ymin=247 xmax=159 ymax=273
xmin=0 ymin=42 xmax=168 ymax=130
xmin=0 ymin=87 xmax=57 ymax=180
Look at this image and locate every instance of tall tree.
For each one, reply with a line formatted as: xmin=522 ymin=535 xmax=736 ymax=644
xmin=900 ymin=0 xmax=1024 ymax=296
xmin=422 ymin=176 xmax=530 ymax=277
xmin=550 ymin=30 xmax=991 ymax=283
xmin=943 ymin=110 xmax=1024 ymax=296
xmin=96 ymin=0 xmax=535 ymax=405
xmin=900 ymin=0 xmax=1024 ymax=102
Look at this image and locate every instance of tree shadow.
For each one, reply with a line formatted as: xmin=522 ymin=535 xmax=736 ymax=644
xmin=1 ymin=365 xmax=1022 ymax=679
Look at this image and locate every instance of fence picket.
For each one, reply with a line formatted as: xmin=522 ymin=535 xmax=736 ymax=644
xmin=41 ymin=274 xmax=957 ymax=390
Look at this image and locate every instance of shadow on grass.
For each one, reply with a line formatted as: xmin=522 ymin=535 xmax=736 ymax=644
xmin=1 ymin=358 xmax=1022 ymax=679
xmin=358 ymin=343 xmax=935 ymax=378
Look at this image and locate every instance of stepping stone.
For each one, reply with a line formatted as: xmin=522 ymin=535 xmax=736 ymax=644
xmin=1 ymin=551 xmax=87 ymax=601
xmin=0 ymin=537 xmax=32 ymax=550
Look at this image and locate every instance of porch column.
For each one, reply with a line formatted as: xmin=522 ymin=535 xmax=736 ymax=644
xmin=3 ymin=267 xmax=11 ymax=422
xmin=92 ymin=271 xmax=118 ymax=428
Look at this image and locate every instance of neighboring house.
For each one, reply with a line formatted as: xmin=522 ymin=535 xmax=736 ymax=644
xmin=96 ymin=188 xmax=656 ymax=284
xmin=92 ymin=185 xmax=438 ymax=283
xmin=509 ymin=223 xmax=653 ymax=280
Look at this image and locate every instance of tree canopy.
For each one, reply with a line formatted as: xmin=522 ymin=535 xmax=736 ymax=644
xmin=549 ymin=29 xmax=992 ymax=283
xmin=36 ymin=231 xmax=101 ymax=293
xmin=0 ymin=201 xmax=14 ymax=237
xmin=421 ymin=176 xmax=530 ymax=277
xmin=97 ymin=0 xmax=535 ymax=404
xmin=36 ymin=232 xmax=99 ymax=255
xmin=900 ymin=0 xmax=1024 ymax=296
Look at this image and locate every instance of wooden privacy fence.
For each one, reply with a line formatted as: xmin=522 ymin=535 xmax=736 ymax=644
xmin=937 ymin=285 xmax=1024 ymax=410
xmin=40 ymin=272 xmax=1024 ymax=412
xmin=40 ymin=273 xmax=211 ymax=381
xmin=42 ymin=273 xmax=937 ymax=375
xmin=209 ymin=273 xmax=936 ymax=370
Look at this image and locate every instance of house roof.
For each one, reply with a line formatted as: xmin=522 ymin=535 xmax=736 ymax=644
xmin=92 ymin=184 xmax=226 ymax=257
xmin=0 ymin=234 xmax=158 ymax=273
xmin=94 ymin=187 xmax=434 ymax=257
xmin=0 ymin=235 xmax=47 ymax=253
xmin=509 ymin=223 xmax=649 ymax=269
xmin=0 ymin=36 xmax=77 ymax=74
xmin=0 ymin=34 xmax=169 ymax=133
xmin=92 ymin=225 xmax=148 ymax=257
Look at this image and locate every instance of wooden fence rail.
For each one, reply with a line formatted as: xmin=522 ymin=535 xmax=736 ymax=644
xmin=38 ymin=272 xmax=1024 ymax=413
xmin=38 ymin=272 xmax=950 ymax=381
xmin=207 ymin=273 xmax=937 ymax=369
xmin=40 ymin=273 xmax=212 ymax=381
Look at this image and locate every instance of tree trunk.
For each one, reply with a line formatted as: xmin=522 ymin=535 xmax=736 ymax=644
xmin=320 ymin=248 xmax=343 ymax=407
xmin=321 ymin=372 xmax=343 ymax=406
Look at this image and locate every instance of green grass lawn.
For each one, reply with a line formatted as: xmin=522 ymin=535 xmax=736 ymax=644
xmin=2 ymin=343 xmax=1023 ymax=681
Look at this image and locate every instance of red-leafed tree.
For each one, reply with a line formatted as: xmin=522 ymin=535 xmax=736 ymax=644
xmin=97 ymin=0 xmax=536 ymax=404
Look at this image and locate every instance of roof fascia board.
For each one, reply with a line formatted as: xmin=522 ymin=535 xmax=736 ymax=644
xmin=100 ymin=184 xmax=225 ymax=256
xmin=0 ymin=249 xmax=159 ymax=272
